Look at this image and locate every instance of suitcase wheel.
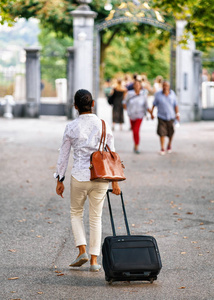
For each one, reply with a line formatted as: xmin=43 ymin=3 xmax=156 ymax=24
xmin=150 ymin=278 xmax=154 ymax=284
xmin=105 ymin=276 xmax=113 ymax=284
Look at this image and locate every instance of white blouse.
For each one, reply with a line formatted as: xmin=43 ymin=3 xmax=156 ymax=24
xmin=54 ymin=114 xmax=115 ymax=182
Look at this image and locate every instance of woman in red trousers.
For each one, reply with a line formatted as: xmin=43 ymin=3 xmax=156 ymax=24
xmin=123 ymin=79 xmax=152 ymax=154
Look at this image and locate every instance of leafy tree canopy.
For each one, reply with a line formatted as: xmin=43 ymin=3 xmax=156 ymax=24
xmin=152 ymin=0 xmax=214 ymax=48
xmin=104 ymin=31 xmax=170 ymax=80
xmin=1 ymin=0 xmax=213 ymax=48
xmin=38 ymin=27 xmax=73 ymax=86
xmin=0 ymin=0 xmax=16 ymax=25
xmin=202 ymin=47 xmax=214 ymax=74
xmin=37 ymin=24 xmax=170 ymax=83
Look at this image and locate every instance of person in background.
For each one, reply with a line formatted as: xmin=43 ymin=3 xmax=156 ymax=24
xmin=126 ymin=73 xmax=138 ymax=90
xmin=124 ymin=74 xmax=132 ymax=88
xmin=153 ymin=75 xmax=163 ymax=93
xmin=110 ymin=78 xmax=127 ymax=131
xmin=55 ymin=89 xmax=120 ymax=272
xmin=123 ymin=78 xmax=153 ymax=154
xmin=211 ymin=71 xmax=214 ymax=81
xmin=103 ymin=78 xmax=112 ymax=99
xmin=141 ymin=74 xmax=153 ymax=93
xmin=151 ymin=81 xmax=180 ymax=155
xmin=202 ymin=68 xmax=209 ymax=82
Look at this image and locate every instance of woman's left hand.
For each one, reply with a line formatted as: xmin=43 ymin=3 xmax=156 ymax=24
xmin=112 ymin=181 xmax=121 ymax=195
xmin=56 ymin=181 xmax=64 ymax=198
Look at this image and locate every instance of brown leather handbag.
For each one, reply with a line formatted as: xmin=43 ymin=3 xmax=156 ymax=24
xmin=90 ymin=120 xmax=126 ymax=181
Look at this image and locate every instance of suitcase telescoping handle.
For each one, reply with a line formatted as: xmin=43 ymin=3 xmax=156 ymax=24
xmin=106 ymin=189 xmax=131 ymax=236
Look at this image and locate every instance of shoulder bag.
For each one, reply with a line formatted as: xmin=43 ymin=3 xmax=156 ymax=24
xmin=89 ymin=120 xmax=126 ymax=181
xmin=108 ymin=89 xmax=115 ymax=105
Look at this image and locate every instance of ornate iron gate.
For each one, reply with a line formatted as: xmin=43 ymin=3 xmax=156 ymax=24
xmin=93 ymin=3 xmax=175 ymax=100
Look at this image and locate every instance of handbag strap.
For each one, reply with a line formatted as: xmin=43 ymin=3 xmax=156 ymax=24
xmin=105 ymin=144 xmax=114 ymax=158
xmin=102 ymin=120 xmax=106 ymax=148
xmin=98 ymin=119 xmax=106 ymax=151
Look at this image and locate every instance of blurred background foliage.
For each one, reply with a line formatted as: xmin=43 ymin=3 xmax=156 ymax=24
xmin=104 ymin=30 xmax=170 ymax=80
xmin=0 ymin=0 xmax=213 ymax=91
xmin=1 ymin=0 xmax=213 ymax=47
xmin=38 ymin=28 xmax=73 ymax=87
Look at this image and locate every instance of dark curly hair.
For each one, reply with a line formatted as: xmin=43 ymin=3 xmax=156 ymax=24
xmin=74 ymin=89 xmax=93 ymax=114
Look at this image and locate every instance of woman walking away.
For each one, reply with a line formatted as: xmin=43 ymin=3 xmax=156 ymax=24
xmin=54 ymin=89 xmax=120 ymax=272
xmin=153 ymin=75 xmax=163 ymax=93
xmin=110 ymin=78 xmax=127 ymax=131
xmin=123 ymin=79 xmax=153 ymax=154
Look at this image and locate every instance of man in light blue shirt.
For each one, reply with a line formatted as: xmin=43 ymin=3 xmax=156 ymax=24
xmin=151 ymin=81 xmax=180 ymax=155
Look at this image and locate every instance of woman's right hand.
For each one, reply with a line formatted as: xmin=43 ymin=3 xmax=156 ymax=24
xmin=112 ymin=181 xmax=121 ymax=195
xmin=56 ymin=180 xmax=64 ymax=198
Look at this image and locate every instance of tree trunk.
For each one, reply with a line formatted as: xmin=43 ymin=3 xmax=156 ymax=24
xmin=99 ymin=28 xmax=121 ymax=94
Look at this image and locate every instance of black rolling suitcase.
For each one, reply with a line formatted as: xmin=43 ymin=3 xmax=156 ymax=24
xmin=102 ymin=189 xmax=162 ymax=284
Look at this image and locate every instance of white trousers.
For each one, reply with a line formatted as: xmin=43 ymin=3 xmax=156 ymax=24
xmin=70 ymin=176 xmax=109 ymax=256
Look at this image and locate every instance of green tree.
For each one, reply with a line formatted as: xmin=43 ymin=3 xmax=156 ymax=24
xmin=3 ymin=0 xmax=214 ymax=48
xmin=0 ymin=0 xmax=16 ymax=25
xmin=202 ymin=47 xmax=214 ymax=74
xmin=38 ymin=27 xmax=73 ymax=86
xmin=152 ymin=0 xmax=214 ymax=48
xmin=2 ymin=0 xmax=213 ymax=84
xmin=104 ymin=31 xmax=170 ymax=80
xmin=4 ymin=1 xmax=172 ymax=83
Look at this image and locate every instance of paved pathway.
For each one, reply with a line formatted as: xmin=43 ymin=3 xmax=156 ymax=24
xmin=0 ymin=98 xmax=214 ymax=300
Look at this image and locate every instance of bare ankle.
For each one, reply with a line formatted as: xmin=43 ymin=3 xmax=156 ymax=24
xmin=90 ymin=255 xmax=97 ymax=265
xmin=78 ymin=245 xmax=86 ymax=256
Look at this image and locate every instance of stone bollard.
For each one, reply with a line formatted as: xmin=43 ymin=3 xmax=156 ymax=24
xmin=3 ymin=95 xmax=15 ymax=119
xmin=55 ymin=78 xmax=67 ymax=103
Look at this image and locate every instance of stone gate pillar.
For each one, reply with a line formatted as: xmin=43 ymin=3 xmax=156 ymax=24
xmin=67 ymin=47 xmax=75 ymax=119
xmin=170 ymin=33 xmax=176 ymax=92
xmin=176 ymin=20 xmax=201 ymax=122
xmin=24 ymin=47 xmax=41 ymax=118
xmin=71 ymin=0 xmax=97 ymax=96
xmin=193 ymin=50 xmax=202 ymax=121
